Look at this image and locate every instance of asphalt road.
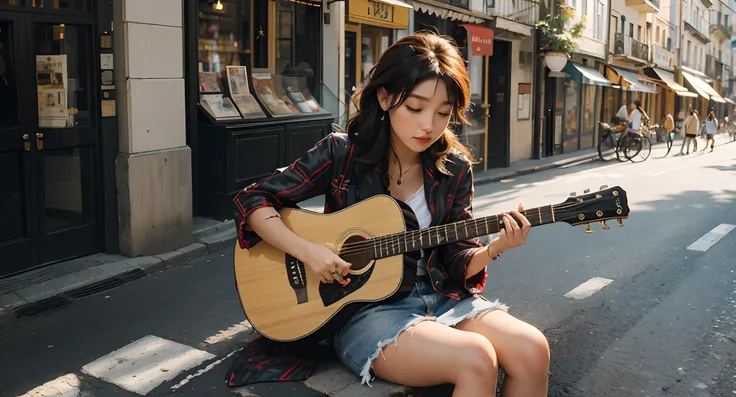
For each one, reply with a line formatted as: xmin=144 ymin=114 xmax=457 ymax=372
xmin=2 ymin=138 xmax=735 ymax=397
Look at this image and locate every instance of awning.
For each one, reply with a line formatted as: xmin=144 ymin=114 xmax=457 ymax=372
xmin=725 ymin=97 xmax=736 ymax=105
xmin=460 ymin=24 xmax=494 ymax=56
xmin=606 ymin=66 xmax=657 ymax=93
xmin=675 ymin=91 xmax=699 ymax=98
xmin=681 ymin=65 xmax=713 ymax=84
xmin=494 ymin=17 xmax=532 ymax=37
xmin=404 ymin=0 xmax=490 ymax=23
xmin=682 ymin=71 xmax=727 ymax=103
xmin=564 ymin=63 xmax=611 ymax=86
xmin=644 ymin=67 xmax=690 ymax=93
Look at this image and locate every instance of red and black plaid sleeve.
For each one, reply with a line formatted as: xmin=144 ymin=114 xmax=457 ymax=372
xmin=233 ymin=133 xmax=347 ymax=249
xmin=439 ymin=161 xmax=487 ymax=294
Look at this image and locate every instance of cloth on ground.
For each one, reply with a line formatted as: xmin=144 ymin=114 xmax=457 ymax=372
xmin=225 ymin=336 xmax=332 ymax=387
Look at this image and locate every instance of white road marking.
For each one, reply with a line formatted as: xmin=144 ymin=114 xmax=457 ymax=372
xmin=81 ymin=335 xmax=215 ymax=395
xmin=203 ymin=320 xmax=253 ymax=345
xmin=564 ymin=277 xmax=614 ymax=300
xmin=170 ymin=348 xmax=242 ymax=391
xmin=16 ymin=373 xmax=81 ymax=397
xmin=648 ymin=164 xmax=688 ymax=177
xmin=686 ymin=223 xmax=736 ymax=252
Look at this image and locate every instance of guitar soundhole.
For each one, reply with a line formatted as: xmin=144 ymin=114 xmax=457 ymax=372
xmin=339 ymin=235 xmax=372 ymax=271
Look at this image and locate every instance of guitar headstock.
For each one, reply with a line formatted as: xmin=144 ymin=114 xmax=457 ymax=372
xmin=555 ymin=185 xmax=630 ymax=232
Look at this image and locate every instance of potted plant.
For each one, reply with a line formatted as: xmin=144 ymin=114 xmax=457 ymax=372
xmin=535 ymin=3 xmax=586 ymax=73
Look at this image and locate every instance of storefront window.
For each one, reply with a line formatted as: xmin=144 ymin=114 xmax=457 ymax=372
xmin=580 ymin=85 xmax=596 ymax=148
xmin=275 ymin=0 xmax=321 ymax=99
xmin=198 ymin=0 xmax=253 ymax=77
xmin=360 ymin=26 xmax=391 ymax=80
xmin=563 ymin=78 xmax=579 ymax=152
xmin=196 ymin=0 xmax=327 ymax=121
xmin=466 ymin=54 xmax=484 ymax=163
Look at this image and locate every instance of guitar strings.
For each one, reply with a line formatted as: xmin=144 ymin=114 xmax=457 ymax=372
xmin=336 ymin=201 xmax=582 ymax=251
xmin=333 ymin=201 xmax=598 ymax=256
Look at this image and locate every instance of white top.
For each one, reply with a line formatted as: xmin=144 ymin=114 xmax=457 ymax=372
xmin=404 ymin=185 xmax=432 ymax=276
xmin=630 ymin=109 xmax=642 ymax=131
xmin=616 ymin=105 xmax=629 ymax=120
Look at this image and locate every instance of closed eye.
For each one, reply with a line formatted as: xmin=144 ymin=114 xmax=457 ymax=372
xmin=406 ymin=106 xmax=421 ymax=113
xmin=438 ymin=112 xmax=451 ymax=117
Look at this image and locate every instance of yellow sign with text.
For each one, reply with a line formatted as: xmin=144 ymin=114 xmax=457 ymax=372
xmin=348 ymin=0 xmax=409 ymax=30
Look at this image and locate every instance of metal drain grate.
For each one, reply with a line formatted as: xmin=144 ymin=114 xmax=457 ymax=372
xmin=63 ymin=269 xmax=146 ymax=299
xmin=14 ymin=296 xmax=73 ymax=317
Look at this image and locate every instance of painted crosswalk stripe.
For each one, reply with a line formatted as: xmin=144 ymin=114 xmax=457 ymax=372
xmin=687 ymin=224 xmax=736 ymax=252
xmin=564 ymin=277 xmax=613 ymax=300
xmin=81 ymin=335 xmax=215 ymax=395
xmin=204 ymin=320 xmax=253 ymax=345
xmin=16 ymin=373 xmax=81 ymax=397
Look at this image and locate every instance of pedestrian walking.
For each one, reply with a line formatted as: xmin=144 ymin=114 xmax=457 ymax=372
xmin=702 ymin=111 xmax=717 ymax=153
xmin=680 ymin=109 xmax=699 ymax=155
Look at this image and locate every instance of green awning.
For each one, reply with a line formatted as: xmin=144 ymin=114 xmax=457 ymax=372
xmin=564 ymin=63 xmax=611 ymax=86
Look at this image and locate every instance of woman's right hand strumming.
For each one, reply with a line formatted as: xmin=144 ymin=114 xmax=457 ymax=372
xmin=302 ymin=243 xmax=352 ymax=284
xmin=246 ymin=207 xmax=351 ymax=284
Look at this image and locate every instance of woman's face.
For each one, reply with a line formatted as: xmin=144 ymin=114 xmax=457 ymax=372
xmin=379 ymin=77 xmax=454 ymax=153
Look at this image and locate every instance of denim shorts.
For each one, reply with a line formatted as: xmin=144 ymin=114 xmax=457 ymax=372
xmin=332 ymin=274 xmax=508 ymax=385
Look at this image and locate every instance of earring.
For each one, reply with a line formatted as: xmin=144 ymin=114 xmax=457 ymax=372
xmin=380 ymin=111 xmax=385 ymax=121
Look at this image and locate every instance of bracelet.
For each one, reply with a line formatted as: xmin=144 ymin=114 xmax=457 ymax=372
xmin=486 ymin=244 xmax=502 ymax=260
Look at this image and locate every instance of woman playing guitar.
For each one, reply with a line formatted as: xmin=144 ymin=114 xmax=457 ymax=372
xmin=234 ymin=32 xmax=550 ymax=396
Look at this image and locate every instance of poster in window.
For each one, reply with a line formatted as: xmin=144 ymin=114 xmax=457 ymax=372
xmin=199 ymin=95 xmax=243 ymax=121
xmin=225 ymin=65 xmax=267 ymax=119
xmin=199 ymin=71 xmax=222 ymax=93
xmin=251 ymin=72 xmax=300 ymax=117
xmin=36 ymin=55 xmax=71 ymax=128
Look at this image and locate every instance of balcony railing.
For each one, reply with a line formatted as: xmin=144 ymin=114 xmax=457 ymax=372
xmin=682 ymin=58 xmax=702 ymax=71
xmin=709 ymin=12 xmax=731 ymax=39
xmin=684 ymin=9 xmax=711 ymax=41
xmin=705 ymin=55 xmax=725 ymax=80
xmin=486 ymin=0 xmax=539 ymax=26
xmin=613 ymin=33 xmax=650 ymax=62
xmin=651 ymin=45 xmax=675 ymax=69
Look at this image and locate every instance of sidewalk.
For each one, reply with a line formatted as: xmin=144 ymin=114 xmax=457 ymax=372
xmin=0 ymin=148 xmax=601 ymax=319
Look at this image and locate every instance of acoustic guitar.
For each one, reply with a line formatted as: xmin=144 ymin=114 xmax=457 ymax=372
xmin=234 ymin=185 xmax=630 ymax=344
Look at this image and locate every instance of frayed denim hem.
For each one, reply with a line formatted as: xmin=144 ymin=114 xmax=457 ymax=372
xmin=358 ymin=300 xmax=509 ymax=386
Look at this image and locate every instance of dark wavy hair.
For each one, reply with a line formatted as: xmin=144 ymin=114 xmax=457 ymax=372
xmin=346 ymin=31 xmax=473 ymax=175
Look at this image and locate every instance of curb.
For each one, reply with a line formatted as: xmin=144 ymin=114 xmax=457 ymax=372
xmin=0 ymin=227 xmax=238 ymax=317
xmin=474 ymin=153 xmax=599 ymax=187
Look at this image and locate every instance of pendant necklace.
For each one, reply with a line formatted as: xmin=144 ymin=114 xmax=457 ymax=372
xmin=389 ymin=144 xmax=420 ymax=185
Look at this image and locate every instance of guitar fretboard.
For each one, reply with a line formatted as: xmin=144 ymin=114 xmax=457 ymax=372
xmin=370 ymin=205 xmax=558 ymax=259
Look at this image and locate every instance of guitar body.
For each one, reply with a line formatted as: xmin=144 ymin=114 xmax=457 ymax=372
xmin=234 ymin=195 xmax=420 ymax=344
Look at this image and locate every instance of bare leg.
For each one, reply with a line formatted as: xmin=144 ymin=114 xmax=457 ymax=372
xmin=457 ymin=310 xmax=550 ymax=397
xmin=372 ymin=320 xmax=498 ymax=397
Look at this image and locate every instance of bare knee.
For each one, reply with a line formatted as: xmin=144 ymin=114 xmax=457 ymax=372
xmin=454 ymin=333 xmax=498 ymax=383
xmin=505 ymin=327 xmax=550 ymax=380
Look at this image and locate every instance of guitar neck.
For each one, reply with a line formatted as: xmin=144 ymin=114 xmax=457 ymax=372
xmin=371 ymin=205 xmax=558 ymax=259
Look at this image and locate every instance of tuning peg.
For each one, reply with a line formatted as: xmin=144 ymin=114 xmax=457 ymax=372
xmin=617 ymin=219 xmax=624 ymax=227
xmin=584 ymin=223 xmax=593 ymax=233
xmin=601 ymin=221 xmax=610 ymax=230
xmin=583 ymin=188 xmax=591 ymax=194
xmin=569 ymin=192 xmax=576 ymax=197
xmin=599 ymin=185 xmax=608 ymax=190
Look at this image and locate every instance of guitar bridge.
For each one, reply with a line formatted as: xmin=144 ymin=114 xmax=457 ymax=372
xmin=285 ymin=254 xmax=308 ymax=304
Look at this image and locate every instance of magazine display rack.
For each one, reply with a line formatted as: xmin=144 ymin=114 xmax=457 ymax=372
xmin=195 ymin=65 xmax=333 ymax=220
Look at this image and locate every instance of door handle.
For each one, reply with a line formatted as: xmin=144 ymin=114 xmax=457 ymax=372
xmin=22 ymin=133 xmax=30 ymax=151
xmin=36 ymin=132 xmax=44 ymax=150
